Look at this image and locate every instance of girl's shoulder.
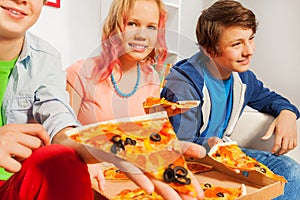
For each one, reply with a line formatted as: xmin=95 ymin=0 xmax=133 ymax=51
xmin=67 ymin=57 xmax=98 ymax=79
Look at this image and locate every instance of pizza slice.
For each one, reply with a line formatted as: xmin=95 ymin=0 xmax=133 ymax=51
xmin=103 ymin=166 xmax=128 ymax=180
xmin=66 ymin=112 xmax=197 ymax=197
xmin=143 ymin=97 xmax=200 ymax=113
xmin=208 ymin=142 xmax=287 ymax=183
xmin=201 ymin=183 xmax=246 ymax=200
xmin=187 ymin=161 xmax=213 ymax=174
xmin=111 ymin=188 xmax=164 ymax=200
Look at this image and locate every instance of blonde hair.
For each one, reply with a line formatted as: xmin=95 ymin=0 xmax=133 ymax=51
xmin=93 ymin=0 xmax=167 ymax=81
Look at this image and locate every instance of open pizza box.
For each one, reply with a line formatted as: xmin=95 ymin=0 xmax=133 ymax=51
xmin=188 ymin=156 xmax=285 ymax=200
xmin=92 ymin=155 xmax=284 ymax=200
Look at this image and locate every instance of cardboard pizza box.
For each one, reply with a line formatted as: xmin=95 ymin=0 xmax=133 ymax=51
xmin=94 ymin=156 xmax=284 ymax=200
xmin=189 ymin=156 xmax=285 ymax=200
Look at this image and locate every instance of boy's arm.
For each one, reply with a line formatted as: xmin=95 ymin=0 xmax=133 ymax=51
xmin=243 ymin=71 xmax=300 ymax=118
xmin=242 ymin=71 xmax=299 ymax=155
xmin=32 ymin=53 xmax=80 ymax=140
xmin=161 ymin=69 xmax=202 ymax=143
xmin=262 ymin=110 xmax=298 ymax=155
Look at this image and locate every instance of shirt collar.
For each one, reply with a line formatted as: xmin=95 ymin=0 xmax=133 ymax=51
xmin=18 ymin=33 xmax=31 ymax=67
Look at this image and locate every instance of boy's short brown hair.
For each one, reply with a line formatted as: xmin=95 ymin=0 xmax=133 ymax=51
xmin=196 ymin=0 xmax=257 ymax=56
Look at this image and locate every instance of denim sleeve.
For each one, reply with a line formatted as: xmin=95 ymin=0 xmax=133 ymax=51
xmin=161 ymin=69 xmax=202 ymax=142
xmin=32 ymin=53 xmax=80 ymax=140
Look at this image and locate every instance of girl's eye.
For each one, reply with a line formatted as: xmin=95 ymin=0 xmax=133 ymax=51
xmin=147 ymin=25 xmax=157 ymax=31
xmin=127 ymin=21 xmax=136 ymax=27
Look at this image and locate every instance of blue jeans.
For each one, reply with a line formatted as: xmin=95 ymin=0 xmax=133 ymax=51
xmin=242 ymin=148 xmax=300 ymax=200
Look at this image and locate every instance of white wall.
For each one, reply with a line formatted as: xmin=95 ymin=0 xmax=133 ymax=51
xmin=202 ymin=0 xmax=300 ymax=110
xmin=29 ymin=0 xmax=102 ymax=68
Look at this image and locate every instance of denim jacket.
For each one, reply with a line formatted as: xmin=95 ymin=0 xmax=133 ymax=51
xmin=2 ymin=32 xmax=80 ymax=139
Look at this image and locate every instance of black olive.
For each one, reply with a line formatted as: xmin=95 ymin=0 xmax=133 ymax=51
xmin=124 ymin=137 xmax=136 ymax=146
xmin=116 ymin=169 xmax=120 ymax=173
xmin=260 ymin=167 xmax=267 ymax=173
xmin=204 ymin=183 xmax=212 ymax=188
xmin=174 ymin=166 xmax=188 ymax=177
xmin=150 ymin=133 xmax=161 ymax=142
xmin=175 ymin=176 xmax=191 ymax=185
xmin=254 ymin=164 xmax=260 ymax=168
xmin=163 ymin=168 xmax=175 ymax=183
xmin=116 ymin=140 xmax=125 ymax=150
xmin=111 ymin=143 xmax=122 ymax=154
xmin=217 ymin=192 xmax=224 ymax=197
xmin=111 ymin=135 xmax=122 ymax=143
xmin=215 ymin=153 xmax=221 ymax=157
xmin=131 ymin=140 xmax=137 ymax=145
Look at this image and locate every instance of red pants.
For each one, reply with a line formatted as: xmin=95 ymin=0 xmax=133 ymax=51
xmin=0 ymin=144 xmax=93 ymax=200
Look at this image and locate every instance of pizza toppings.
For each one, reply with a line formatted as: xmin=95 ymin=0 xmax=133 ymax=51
xmin=150 ymin=132 xmax=161 ymax=142
xmin=110 ymin=135 xmax=137 ymax=154
xmin=163 ymin=164 xmax=191 ymax=185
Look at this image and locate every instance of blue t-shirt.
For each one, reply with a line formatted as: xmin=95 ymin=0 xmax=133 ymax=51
xmin=199 ymin=66 xmax=233 ymax=149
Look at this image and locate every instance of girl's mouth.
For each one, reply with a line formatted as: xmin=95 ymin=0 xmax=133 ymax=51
xmin=129 ymin=43 xmax=148 ymax=50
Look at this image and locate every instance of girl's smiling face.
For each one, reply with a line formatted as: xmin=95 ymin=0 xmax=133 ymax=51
xmin=210 ymin=26 xmax=256 ymax=80
xmin=121 ymin=0 xmax=160 ymax=63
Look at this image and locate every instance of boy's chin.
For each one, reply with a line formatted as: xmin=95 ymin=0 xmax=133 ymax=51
xmin=236 ymin=65 xmax=250 ymax=72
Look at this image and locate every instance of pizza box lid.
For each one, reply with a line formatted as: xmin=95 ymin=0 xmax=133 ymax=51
xmin=94 ymin=156 xmax=284 ymax=200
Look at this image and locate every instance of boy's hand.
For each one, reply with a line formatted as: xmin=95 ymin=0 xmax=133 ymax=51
xmin=262 ymin=110 xmax=297 ymax=155
xmin=87 ymin=163 xmax=106 ymax=192
xmin=207 ymin=137 xmax=223 ymax=148
xmin=0 ymin=124 xmax=50 ymax=172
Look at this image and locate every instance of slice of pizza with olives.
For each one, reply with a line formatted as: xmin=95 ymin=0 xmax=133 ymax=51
xmin=66 ymin=112 xmax=197 ymax=197
xmin=208 ymin=142 xmax=287 ymax=183
xmin=201 ymin=183 xmax=246 ymax=200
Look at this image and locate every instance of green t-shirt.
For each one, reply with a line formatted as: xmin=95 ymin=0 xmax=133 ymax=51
xmin=0 ymin=58 xmax=17 ymax=180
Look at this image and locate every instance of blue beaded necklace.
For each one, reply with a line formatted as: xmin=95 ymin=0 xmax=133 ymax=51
xmin=111 ymin=63 xmax=140 ymax=98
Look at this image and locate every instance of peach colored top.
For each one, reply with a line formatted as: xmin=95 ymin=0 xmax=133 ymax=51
xmin=66 ymin=59 xmax=160 ymax=125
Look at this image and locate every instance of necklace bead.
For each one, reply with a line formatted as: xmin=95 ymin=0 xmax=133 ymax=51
xmin=111 ymin=63 xmax=140 ymax=98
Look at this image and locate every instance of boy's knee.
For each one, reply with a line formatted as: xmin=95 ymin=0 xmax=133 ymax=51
xmin=22 ymin=144 xmax=87 ymax=173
